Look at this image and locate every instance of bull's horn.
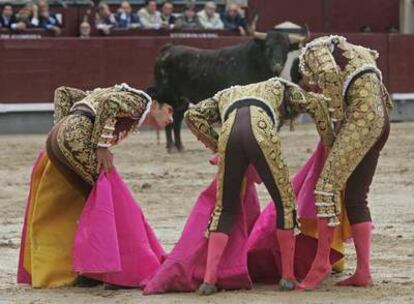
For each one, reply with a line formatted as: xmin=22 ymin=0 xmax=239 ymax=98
xmin=304 ymin=24 xmax=311 ymax=41
xmin=254 ymin=31 xmax=267 ymax=40
xmin=251 ymin=14 xmax=258 ymax=30
xmin=247 ymin=13 xmax=259 ymax=36
xmin=288 ymin=33 xmax=306 ymax=44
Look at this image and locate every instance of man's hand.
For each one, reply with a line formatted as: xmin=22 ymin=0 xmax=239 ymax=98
xmin=96 ymin=147 xmax=113 ymax=173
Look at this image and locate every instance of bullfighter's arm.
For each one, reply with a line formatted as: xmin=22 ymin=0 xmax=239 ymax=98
xmin=287 ymin=86 xmax=335 ymax=146
xmin=91 ymin=91 xmax=146 ymax=148
xmin=184 ymin=97 xmax=221 ymax=152
xmin=302 ymin=46 xmax=344 ymax=126
xmin=53 ymin=86 xmax=87 ymax=124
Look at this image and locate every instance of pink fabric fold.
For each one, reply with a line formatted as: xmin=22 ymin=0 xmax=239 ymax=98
xmin=143 ymin=168 xmax=261 ymax=294
xmin=294 ymin=142 xmax=327 ymax=219
xmin=247 ymin=204 xmax=343 ymax=284
xmin=73 ymin=168 xmax=165 ymax=287
xmin=247 ymin=142 xmax=342 ymax=283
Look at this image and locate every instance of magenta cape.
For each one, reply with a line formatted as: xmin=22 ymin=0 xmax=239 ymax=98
xmin=144 ymin=144 xmax=342 ymax=294
xmin=248 ymin=142 xmax=342 ymax=283
xmin=144 ymin=166 xmax=261 ymax=294
xmin=72 ymin=169 xmax=165 ymax=287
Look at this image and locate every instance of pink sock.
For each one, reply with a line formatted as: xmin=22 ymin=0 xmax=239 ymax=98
xmin=337 ymin=222 xmax=372 ymax=287
xmin=299 ymin=219 xmax=335 ymax=289
xmin=276 ymin=229 xmax=296 ymax=281
xmin=204 ymin=232 xmax=229 ymax=285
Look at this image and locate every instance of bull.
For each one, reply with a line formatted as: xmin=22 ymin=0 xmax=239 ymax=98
xmin=154 ymin=30 xmax=307 ymax=152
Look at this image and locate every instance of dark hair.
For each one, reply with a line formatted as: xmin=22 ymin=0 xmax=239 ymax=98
xmin=290 ymin=58 xmax=302 ymax=84
xmin=145 ymin=86 xmax=178 ymax=108
xmin=145 ymin=0 xmax=157 ymax=5
xmin=2 ymin=2 xmax=13 ymax=8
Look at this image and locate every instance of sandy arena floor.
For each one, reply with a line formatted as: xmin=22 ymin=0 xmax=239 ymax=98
xmin=0 ymin=123 xmax=413 ymax=304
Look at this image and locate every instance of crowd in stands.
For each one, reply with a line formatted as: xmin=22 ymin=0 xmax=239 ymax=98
xmin=0 ymin=0 xmax=247 ymax=37
xmin=92 ymin=0 xmax=247 ymax=36
xmin=0 ymin=1 xmax=62 ymax=35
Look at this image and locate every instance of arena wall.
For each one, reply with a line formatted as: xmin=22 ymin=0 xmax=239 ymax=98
xmin=1 ymin=33 xmax=413 ymax=104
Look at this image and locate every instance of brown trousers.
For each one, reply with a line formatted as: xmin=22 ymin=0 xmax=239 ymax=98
xmin=344 ymin=113 xmax=390 ymax=224
xmin=214 ymin=107 xmax=295 ymax=234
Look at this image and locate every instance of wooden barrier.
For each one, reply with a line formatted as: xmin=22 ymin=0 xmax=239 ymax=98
xmin=250 ymin=0 xmax=399 ymax=33
xmin=388 ymin=34 xmax=414 ymax=92
xmin=0 ymin=33 xmax=413 ymax=103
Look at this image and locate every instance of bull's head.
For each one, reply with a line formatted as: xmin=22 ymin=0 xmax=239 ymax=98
xmin=253 ymin=31 xmax=308 ymax=75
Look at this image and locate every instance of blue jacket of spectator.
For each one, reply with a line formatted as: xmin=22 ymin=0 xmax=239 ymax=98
xmin=161 ymin=14 xmax=176 ymax=25
xmin=0 ymin=14 xmax=16 ymax=28
xmin=39 ymin=13 xmax=61 ymax=30
xmin=115 ymin=12 xmax=141 ymax=28
xmin=221 ymin=13 xmax=246 ymax=31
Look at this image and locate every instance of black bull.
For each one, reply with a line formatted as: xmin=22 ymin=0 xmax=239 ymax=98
xmin=154 ymin=31 xmax=300 ymax=152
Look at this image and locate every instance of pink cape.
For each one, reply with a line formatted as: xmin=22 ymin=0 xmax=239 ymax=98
xmin=144 ymin=143 xmax=342 ymax=293
xmin=72 ymin=169 xmax=165 ymax=287
xmin=247 ymin=142 xmax=342 ymax=283
xmin=143 ymin=166 xmax=261 ymax=294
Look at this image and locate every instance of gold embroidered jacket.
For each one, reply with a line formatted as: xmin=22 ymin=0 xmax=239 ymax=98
xmin=54 ymin=84 xmax=152 ymax=148
xmin=299 ymin=35 xmax=393 ymax=123
xmin=184 ymin=77 xmax=335 ymax=151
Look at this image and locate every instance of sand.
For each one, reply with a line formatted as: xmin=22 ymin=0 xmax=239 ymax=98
xmin=0 ymin=123 xmax=413 ymax=304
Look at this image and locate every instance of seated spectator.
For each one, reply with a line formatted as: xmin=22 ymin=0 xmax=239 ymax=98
xmin=221 ymin=3 xmax=246 ymax=35
xmin=360 ymin=25 xmax=372 ymax=33
xmin=175 ymin=4 xmax=201 ymax=29
xmin=161 ymin=1 xmax=176 ymax=29
xmin=38 ymin=0 xmax=62 ymax=36
xmin=386 ymin=25 xmax=399 ymax=33
xmin=138 ymin=0 xmax=162 ymax=29
xmin=80 ymin=20 xmax=91 ymax=38
xmin=197 ymin=1 xmax=223 ymax=29
xmin=115 ymin=1 xmax=141 ymax=29
xmin=95 ymin=2 xmax=117 ymax=35
xmin=0 ymin=3 xmax=16 ymax=29
xmin=11 ymin=5 xmax=40 ymax=31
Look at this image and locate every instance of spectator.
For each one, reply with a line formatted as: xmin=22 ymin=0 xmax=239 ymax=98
xmin=115 ymin=1 xmax=141 ymax=29
xmin=38 ymin=0 xmax=62 ymax=36
xmin=175 ymin=4 xmax=201 ymax=29
xmin=0 ymin=3 xmax=16 ymax=28
xmin=80 ymin=20 xmax=91 ymax=38
xmin=138 ymin=0 xmax=162 ymax=29
xmin=386 ymin=25 xmax=399 ymax=33
xmin=95 ymin=2 xmax=117 ymax=35
xmin=360 ymin=25 xmax=372 ymax=33
xmin=10 ymin=5 xmax=39 ymax=31
xmin=197 ymin=1 xmax=223 ymax=29
xmin=221 ymin=3 xmax=246 ymax=35
xmin=161 ymin=1 xmax=176 ymax=29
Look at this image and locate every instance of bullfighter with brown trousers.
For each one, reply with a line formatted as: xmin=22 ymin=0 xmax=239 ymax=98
xmin=185 ymin=77 xmax=335 ymax=295
xmin=290 ymin=35 xmax=393 ymax=290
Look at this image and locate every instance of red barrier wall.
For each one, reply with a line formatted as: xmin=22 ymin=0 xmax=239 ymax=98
xmin=250 ymin=0 xmax=399 ymax=33
xmin=388 ymin=34 xmax=414 ymax=93
xmin=324 ymin=0 xmax=399 ymax=32
xmin=0 ymin=37 xmax=248 ymax=102
xmin=0 ymin=33 xmax=413 ymax=103
xmin=249 ymin=0 xmax=324 ymax=32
